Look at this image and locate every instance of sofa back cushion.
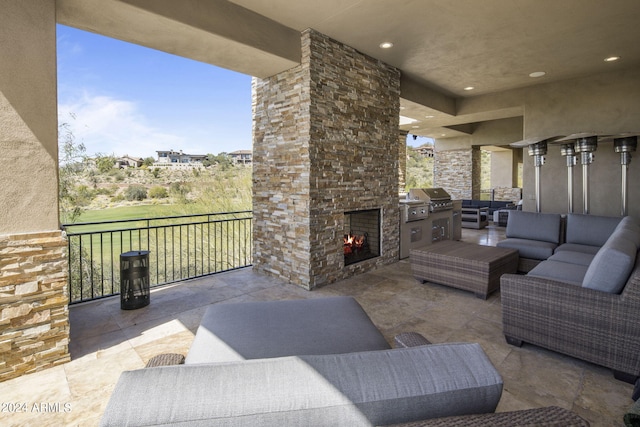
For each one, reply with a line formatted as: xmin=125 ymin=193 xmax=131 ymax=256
xmin=582 ymin=235 xmax=637 ymax=294
xmin=612 ymin=216 xmax=640 ymax=249
xmin=100 ymin=343 xmax=503 ymax=427
xmin=506 ymin=211 xmax=561 ymax=244
xmin=565 ymin=213 xmax=622 ymax=247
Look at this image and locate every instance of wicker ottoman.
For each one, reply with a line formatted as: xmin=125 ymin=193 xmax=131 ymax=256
xmin=410 ymin=240 xmax=519 ymax=299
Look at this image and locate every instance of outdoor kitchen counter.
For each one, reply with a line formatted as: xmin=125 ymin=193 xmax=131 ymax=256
xmin=410 ymin=240 xmax=519 ymax=299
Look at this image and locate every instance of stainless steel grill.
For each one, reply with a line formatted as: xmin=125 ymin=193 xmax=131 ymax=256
xmin=407 ymin=188 xmax=453 ymax=212
xmin=399 ymin=200 xmax=429 ymax=223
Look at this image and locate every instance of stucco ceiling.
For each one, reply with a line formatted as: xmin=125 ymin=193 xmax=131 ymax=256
xmin=57 ymin=0 xmax=640 ymax=140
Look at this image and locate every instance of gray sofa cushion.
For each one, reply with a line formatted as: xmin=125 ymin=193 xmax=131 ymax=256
xmin=554 ymin=243 xmax=601 ymax=255
xmin=527 ymin=260 xmax=588 ymax=286
xmin=505 ymin=211 xmax=561 ymax=244
xmin=547 ymin=251 xmax=595 ymax=266
xmin=582 ymin=236 xmax=637 ymax=294
xmin=186 ymin=296 xmax=390 ymax=364
xmin=496 ymin=238 xmax=557 ymax=260
xmin=565 ymin=213 xmax=621 ymax=247
xmin=100 ymin=343 xmax=503 ymax=427
xmin=611 ymin=216 xmax=640 ymax=249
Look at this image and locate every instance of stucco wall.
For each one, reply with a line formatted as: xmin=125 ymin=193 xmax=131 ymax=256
xmin=435 ymin=67 xmax=640 ymax=219
xmin=0 ymin=1 xmax=59 ymax=235
xmin=0 ymin=1 xmax=69 ymax=383
xmin=521 ymin=66 xmax=640 ymax=218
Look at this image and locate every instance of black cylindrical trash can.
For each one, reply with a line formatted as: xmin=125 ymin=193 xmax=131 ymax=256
xmin=120 ymin=250 xmax=150 ymax=310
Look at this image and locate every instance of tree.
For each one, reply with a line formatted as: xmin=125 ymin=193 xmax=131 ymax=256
xmin=58 ymin=115 xmax=87 ymax=223
xmin=95 ymin=154 xmax=117 ymax=173
xmin=203 ymin=153 xmax=233 ymax=170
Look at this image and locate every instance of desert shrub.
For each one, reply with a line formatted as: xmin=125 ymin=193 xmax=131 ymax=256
xmin=169 ymin=182 xmax=190 ymax=197
xmin=149 ymin=186 xmax=168 ymax=199
xmin=71 ymin=184 xmax=95 ymax=207
xmin=109 ymin=169 xmax=125 ymax=182
xmin=124 ymin=185 xmax=148 ymax=201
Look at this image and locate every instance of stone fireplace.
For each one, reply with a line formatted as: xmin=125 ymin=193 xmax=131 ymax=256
xmin=252 ymin=29 xmax=401 ymax=290
xmin=343 ymin=209 xmax=381 ymax=266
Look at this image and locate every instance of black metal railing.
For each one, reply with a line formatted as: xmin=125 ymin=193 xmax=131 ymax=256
xmin=62 ymin=211 xmax=252 ymax=304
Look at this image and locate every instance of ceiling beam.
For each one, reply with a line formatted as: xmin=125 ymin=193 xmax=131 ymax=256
xmin=57 ymin=0 xmax=301 ymax=78
xmin=400 ymin=73 xmax=456 ymax=116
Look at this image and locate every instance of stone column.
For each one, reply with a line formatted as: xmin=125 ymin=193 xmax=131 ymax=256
xmin=253 ymin=29 xmax=400 ymax=289
xmin=471 ymin=146 xmax=482 ymax=199
xmin=434 ymin=148 xmax=474 ymax=199
xmin=0 ymin=1 xmax=69 ymax=382
xmin=398 ymin=130 xmax=408 ymax=193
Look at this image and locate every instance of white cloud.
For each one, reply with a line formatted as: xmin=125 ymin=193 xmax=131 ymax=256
xmin=58 ymin=93 xmax=186 ymax=158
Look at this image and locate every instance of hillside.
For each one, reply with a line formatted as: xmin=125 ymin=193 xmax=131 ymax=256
xmin=61 ymin=163 xmax=252 ymax=223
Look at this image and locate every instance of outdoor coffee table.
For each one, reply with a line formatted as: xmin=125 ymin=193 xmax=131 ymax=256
xmin=410 ymin=240 xmax=518 ymax=299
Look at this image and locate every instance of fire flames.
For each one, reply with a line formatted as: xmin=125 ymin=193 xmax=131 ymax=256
xmin=343 ymin=232 xmax=366 ymax=255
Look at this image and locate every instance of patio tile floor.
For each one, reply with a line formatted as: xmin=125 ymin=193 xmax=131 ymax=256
xmin=0 ymin=226 xmax=633 ymax=426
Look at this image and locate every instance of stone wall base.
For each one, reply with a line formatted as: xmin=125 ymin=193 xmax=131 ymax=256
xmin=0 ymin=231 xmax=69 ymax=382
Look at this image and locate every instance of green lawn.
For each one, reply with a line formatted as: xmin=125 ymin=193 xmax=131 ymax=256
xmin=75 ymin=204 xmax=181 ymax=224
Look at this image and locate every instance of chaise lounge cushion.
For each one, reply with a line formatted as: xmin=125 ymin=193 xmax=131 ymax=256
xmin=100 ymin=343 xmax=503 ymax=427
xmin=186 ymin=297 xmax=391 ymax=364
xmin=582 ymin=236 xmax=637 ymax=294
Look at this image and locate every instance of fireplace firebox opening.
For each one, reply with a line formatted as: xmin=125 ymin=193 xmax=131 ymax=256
xmin=343 ymin=209 xmax=381 ymax=266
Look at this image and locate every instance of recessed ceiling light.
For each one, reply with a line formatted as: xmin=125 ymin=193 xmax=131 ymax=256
xmin=529 ymin=71 xmax=546 ymax=78
xmin=411 ymin=125 xmax=420 ymax=129
xmin=425 ymin=115 xmax=435 ymax=119
xmin=463 ymin=86 xmax=475 ymax=91
xmin=604 ymin=56 xmax=620 ymax=62
xmin=379 ymin=42 xmax=394 ymax=49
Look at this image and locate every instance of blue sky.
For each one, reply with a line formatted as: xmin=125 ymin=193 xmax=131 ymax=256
xmin=57 ymin=25 xmax=253 ymax=158
xmin=57 ymin=24 xmax=428 ymax=159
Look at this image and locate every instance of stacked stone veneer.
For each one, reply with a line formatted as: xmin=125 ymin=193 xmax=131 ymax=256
xmin=0 ymin=231 xmax=69 ymax=382
xmin=493 ymin=187 xmax=523 ymax=202
xmin=434 ymin=147 xmax=481 ymax=200
xmin=253 ymin=29 xmax=401 ymax=289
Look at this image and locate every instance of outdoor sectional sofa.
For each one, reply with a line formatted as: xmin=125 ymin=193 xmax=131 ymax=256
xmin=499 ymin=211 xmax=640 ymax=386
xmin=100 ymin=297 xmax=590 ymax=426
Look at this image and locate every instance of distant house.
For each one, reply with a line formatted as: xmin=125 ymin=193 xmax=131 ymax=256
xmin=115 ymin=155 xmax=144 ymax=168
xmin=228 ymin=150 xmax=252 ymax=164
xmin=414 ymin=146 xmax=434 ymax=158
xmin=155 ymin=150 xmax=206 ymax=168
